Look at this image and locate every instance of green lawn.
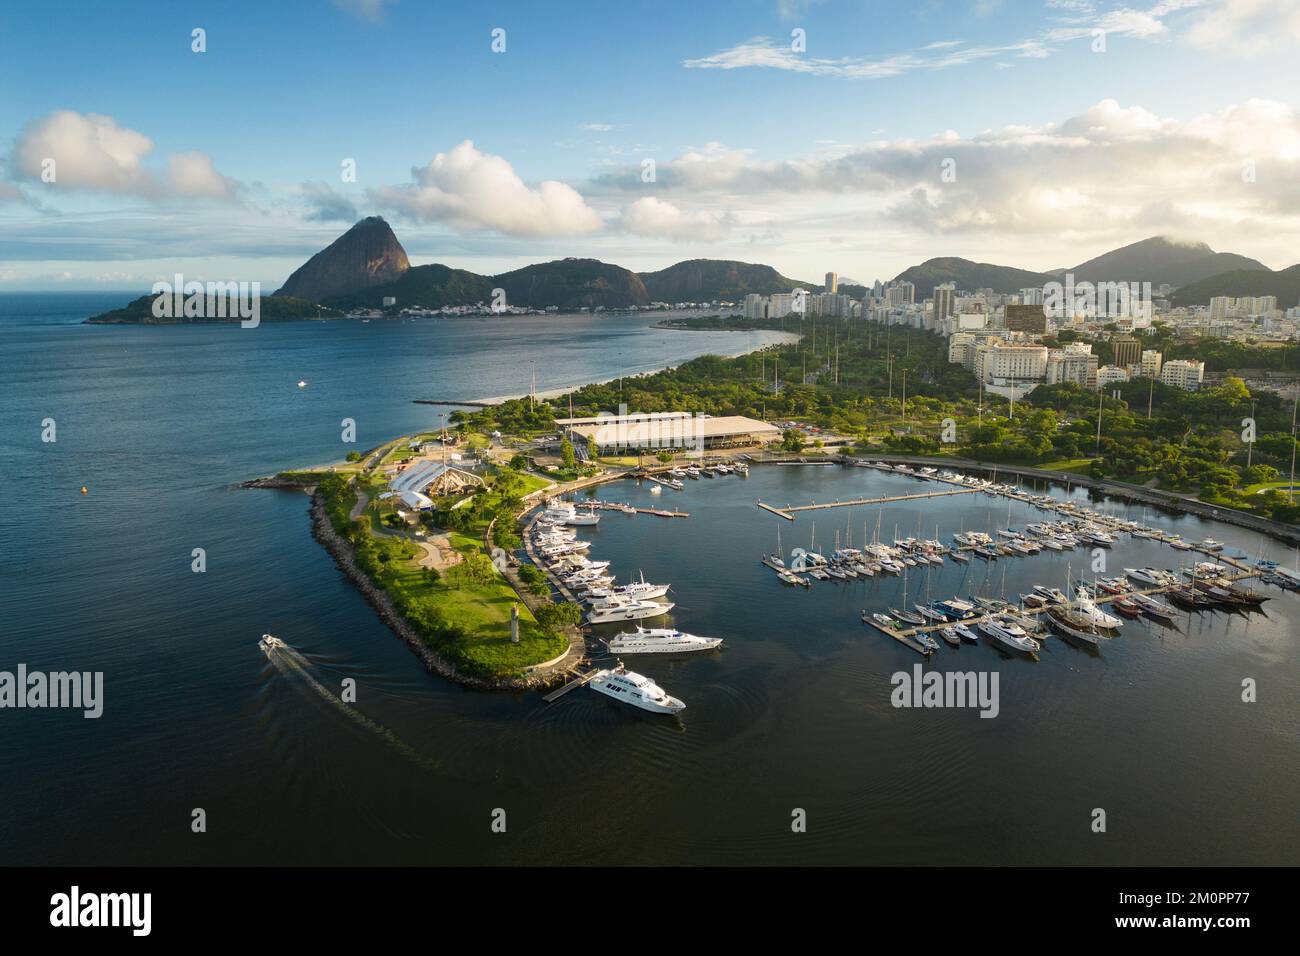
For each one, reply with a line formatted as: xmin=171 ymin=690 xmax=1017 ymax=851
xmin=1034 ymin=458 xmax=1098 ymax=475
xmin=1244 ymin=479 xmax=1300 ymax=495
xmin=361 ymin=525 xmax=565 ymax=679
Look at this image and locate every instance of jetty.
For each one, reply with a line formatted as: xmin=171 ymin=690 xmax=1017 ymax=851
xmin=758 ymin=486 xmax=982 ymax=518
xmin=542 ymin=668 xmax=600 ymax=702
xmin=868 ymin=556 xmax=1263 ymax=647
xmin=583 ymin=500 xmax=689 ymax=518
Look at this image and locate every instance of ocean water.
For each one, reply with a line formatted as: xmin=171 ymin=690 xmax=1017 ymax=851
xmin=0 ymin=293 xmax=1296 ymax=865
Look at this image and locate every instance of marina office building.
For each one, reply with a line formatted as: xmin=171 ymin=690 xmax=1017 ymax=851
xmin=556 ymin=412 xmax=781 ymax=454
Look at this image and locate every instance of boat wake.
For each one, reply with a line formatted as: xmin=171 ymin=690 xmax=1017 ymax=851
xmin=260 ymin=637 xmax=441 ymax=773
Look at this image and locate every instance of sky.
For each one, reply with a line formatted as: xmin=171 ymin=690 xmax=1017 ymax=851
xmin=2 ymin=0 xmax=1299 ymax=290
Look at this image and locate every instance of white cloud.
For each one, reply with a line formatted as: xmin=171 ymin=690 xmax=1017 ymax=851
xmin=580 ymin=123 xmax=614 ymax=132
xmin=590 ymin=98 xmax=1300 ymax=258
xmin=370 ymin=140 xmax=603 ymax=237
xmin=685 ymin=1 xmax=1211 ymax=80
xmin=333 ymin=0 xmax=397 ymax=21
xmin=12 ymin=111 xmax=238 ymax=200
xmin=1184 ymin=0 xmax=1300 ymax=53
xmin=619 ymin=197 xmax=731 ymax=241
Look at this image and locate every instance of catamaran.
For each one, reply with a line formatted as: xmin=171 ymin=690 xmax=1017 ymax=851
xmin=589 ymin=665 xmax=685 ymax=713
xmin=603 ymin=627 xmax=722 ymax=654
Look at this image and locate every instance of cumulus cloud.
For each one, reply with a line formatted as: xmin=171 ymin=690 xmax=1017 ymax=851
xmin=300 ymin=181 xmax=360 ymax=222
xmin=12 ymin=111 xmax=238 ymax=200
xmin=619 ymin=197 xmax=732 ymax=241
xmin=1184 ymin=0 xmax=1300 ymax=53
xmin=590 ymin=98 xmax=1300 ymax=248
xmin=370 ymin=140 xmax=603 ymax=237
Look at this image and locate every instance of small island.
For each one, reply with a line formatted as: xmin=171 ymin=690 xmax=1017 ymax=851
xmin=254 ymin=427 xmax=607 ymax=689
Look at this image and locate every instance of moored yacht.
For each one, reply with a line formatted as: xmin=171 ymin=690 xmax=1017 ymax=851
xmin=981 ymin=617 xmax=1041 ymax=655
xmin=585 ymin=597 xmax=674 ymax=624
xmin=589 ymin=665 xmax=685 ymax=713
xmin=603 ymin=626 xmax=722 ymax=654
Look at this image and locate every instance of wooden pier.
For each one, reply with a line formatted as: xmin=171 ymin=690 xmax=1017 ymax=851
xmin=585 ymin=500 xmax=689 ymax=518
xmin=542 ymin=668 xmax=600 ymax=702
xmin=758 ymin=486 xmax=981 ymax=518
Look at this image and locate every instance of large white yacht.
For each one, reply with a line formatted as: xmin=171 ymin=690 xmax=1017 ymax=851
xmin=542 ymin=502 xmax=600 ymax=526
xmin=589 ymin=666 xmax=685 ymax=713
xmin=980 ymin=617 xmax=1041 ymax=655
xmin=582 ymin=580 xmax=671 ymax=603
xmin=603 ymin=626 xmax=722 ymax=654
xmin=585 ymin=597 xmax=675 ymax=624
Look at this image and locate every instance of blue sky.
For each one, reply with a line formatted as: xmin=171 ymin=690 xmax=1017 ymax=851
xmin=2 ymin=0 xmax=1299 ymax=289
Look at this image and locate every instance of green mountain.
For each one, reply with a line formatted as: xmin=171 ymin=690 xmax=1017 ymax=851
xmin=1059 ymin=236 xmax=1268 ymax=288
xmin=85 ymin=294 xmax=340 ymax=324
xmin=493 ymin=258 xmax=648 ymax=310
xmin=638 ymin=259 xmax=813 ymax=301
xmin=894 ymin=257 xmax=1055 ymax=294
xmin=274 ymin=216 xmax=410 ymax=302
xmin=1169 ymin=264 xmax=1300 ymax=307
xmin=325 ymin=263 xmax=494 ymax=311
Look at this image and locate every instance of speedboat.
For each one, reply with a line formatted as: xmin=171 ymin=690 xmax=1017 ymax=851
xmin=1130 ymin=592 xmax=1177 ymax=621
xmin=1032 ymin=585 xmax=1069 ymax=604
xmin=589 ymin=665 xmax=684 ymax=713
xmin=867 ymin=611 xmax=898 ymax=629
xmin=1125 ymin=567 xmax=1174 ymax=587
xmin=954 ymin=624 xmax=980 ymax=644
xmin=603 ymin=627 xmax=722 ymax=654
xmin=939 ymin=626 xmax=962 ymax=647
xmin=914 ymin=631 xmax=941 ymax=652
xmin=258 ymin=633 xmax=285 ymax=653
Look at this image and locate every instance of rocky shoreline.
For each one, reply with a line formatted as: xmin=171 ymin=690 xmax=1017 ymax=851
xmin=307 ymin=490 xmax=570 ymax=692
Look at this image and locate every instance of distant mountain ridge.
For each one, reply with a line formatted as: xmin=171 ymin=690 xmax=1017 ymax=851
xmin=894 ymin=257 xmax=1056 ymax=294
xmin=1055 ymin=236 xmax=1269 ymax=288
xmin=638 ymin=259 xmax=813 ymax=301
xmin=1169 ymin=264 xmax=1300 ymax=307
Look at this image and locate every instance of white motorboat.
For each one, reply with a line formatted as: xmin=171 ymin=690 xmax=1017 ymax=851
xmin=603 ymin=626 xmax=722 ymax=654
xmin=1125 ymin=567 xmax=1174 ymax=587
xmin=981 ymin=617 xmax=1041 ymax=655
xmin=589 ymin=665 xmax=685 ymax=713
xmin=258 ymin=633 xmax=285 ymax=653
xmin=585 ymin=597 xmax=674 ymax=624
xmin=584 ymin=580 xmax=671 ymax=604
xmin=1071 ymin=587 xmax=1124 ymax=630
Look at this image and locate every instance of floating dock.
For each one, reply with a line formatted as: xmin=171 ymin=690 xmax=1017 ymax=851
xmin=542 ymin=669 xmax=600 ymax=703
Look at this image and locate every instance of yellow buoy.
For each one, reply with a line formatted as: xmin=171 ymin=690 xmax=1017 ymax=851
xmin=81 ymin=486 xmax=88 ymax=495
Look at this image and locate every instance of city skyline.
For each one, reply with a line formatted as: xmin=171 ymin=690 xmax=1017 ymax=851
xmin=2 ymin=0 xmax=1300 ymax=289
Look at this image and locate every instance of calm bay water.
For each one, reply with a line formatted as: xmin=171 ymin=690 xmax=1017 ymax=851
xmin=1 ymin=293 xmax=1296 ymax=865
